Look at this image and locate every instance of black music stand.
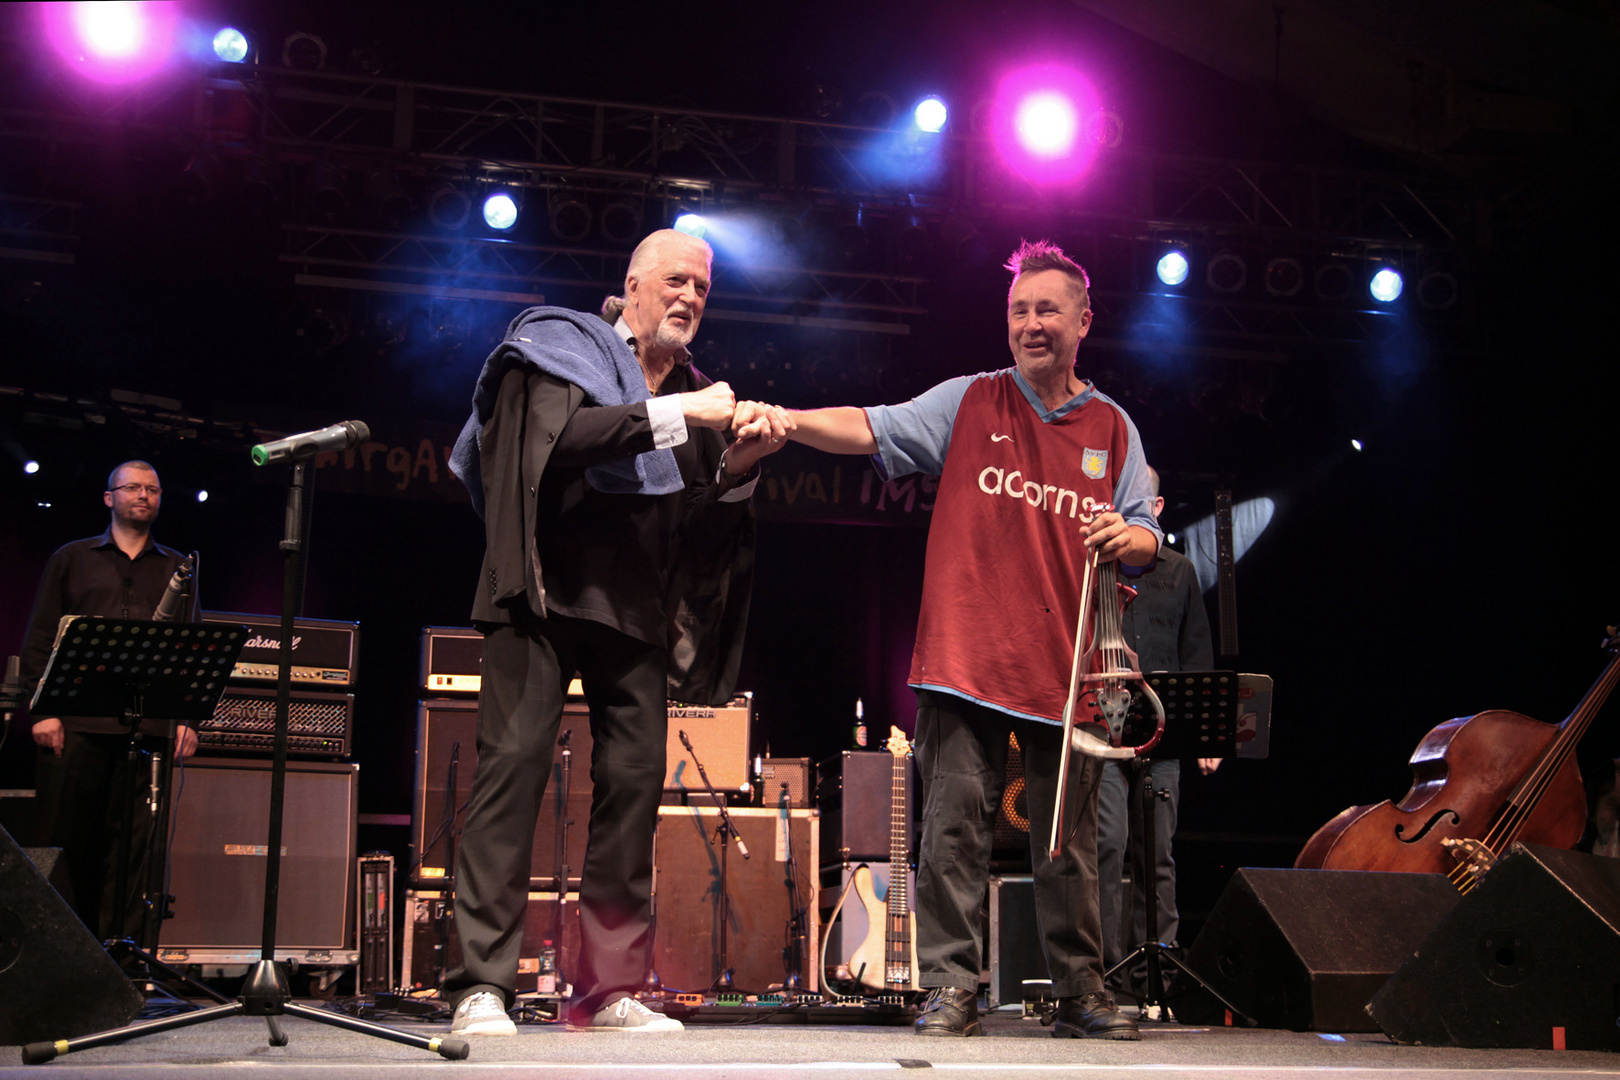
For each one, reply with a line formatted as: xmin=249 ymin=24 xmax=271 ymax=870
xmin=28 ymin=616 xmax=246 ymax=1003
xmin=24 ymin=461 xmax=470 ymax=1065
xmin=1104 ymin=671 xmax=1270 ymax=1025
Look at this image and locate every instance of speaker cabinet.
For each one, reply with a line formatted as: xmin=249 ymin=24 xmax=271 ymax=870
xmin=818 ymin=750 xmax=913 ymax=864
xmin=1369 ymin=843 xmax=1620 ymax=1050
xmin=1179 ymin=867 xmax=1460 ymax=1031
xmin=989 ymin=874 xmax=1046 ymax=1008
xmin=158 ymin=757 xmax=357 ymax=964
xmin=653 ymin=806 xmax=819 ymax=994
xmin=402 ymin=889 xmax=582 ymax=995
xmin=413 ymin=698 xmax=592 ymax=889
xmin=0 ymin=826 xmax=143 ymax=1045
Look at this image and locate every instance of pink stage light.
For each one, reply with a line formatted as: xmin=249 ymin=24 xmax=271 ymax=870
xmin=42 ymin=2 xmax=182 ymax=84
xmin=991 ymin=64 xmax=1102 ymax=185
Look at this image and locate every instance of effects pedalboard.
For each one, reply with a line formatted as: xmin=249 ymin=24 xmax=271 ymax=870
xmin=655 ymin=991 xmax=918 ymax=1026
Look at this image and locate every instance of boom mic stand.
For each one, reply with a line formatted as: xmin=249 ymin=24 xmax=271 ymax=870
xmin=676 ymin=729 xmax=750 ymax=993
xmin=25 ymin=450 xmax=470 ymax=1065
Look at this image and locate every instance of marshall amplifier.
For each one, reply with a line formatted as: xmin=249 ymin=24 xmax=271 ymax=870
xmin=203 ymin=611 xmax=359 ymax=688
xmin=197 ymin=685 xmax=353 ymax=758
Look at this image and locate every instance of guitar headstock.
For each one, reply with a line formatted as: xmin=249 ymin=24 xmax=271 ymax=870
xmin=886 ymin=725 xmax=912 ymax=757
xmin=1605 ymin=625 xmax=1618 ymax=653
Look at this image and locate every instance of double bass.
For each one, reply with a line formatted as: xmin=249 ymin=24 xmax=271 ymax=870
xmin=1296 ymin=625 xmax=1619 ymax=892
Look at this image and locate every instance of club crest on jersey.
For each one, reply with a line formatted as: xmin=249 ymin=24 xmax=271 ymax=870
xmin=1081 ymin=448 xmax=1108 ymax=479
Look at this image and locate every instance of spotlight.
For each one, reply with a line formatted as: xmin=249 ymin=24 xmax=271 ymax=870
xmin=1165 ymin=531 xmax=1177 ymax=546
xmin=309 ymin=160 xmax=347 ymax=221
xmin=1206 ymin=252 xmax=1247 ymax=293
xmin=913 ymin=96 xmax=948 ymax=133
xmin=282 ymin=32 xmax=327 ymax=70
xmin=1350 ymin=438 xmax=1364 ymax=451
xmin=46 ymin=1 xmax=179 ymax=83
xmin=600 ymin=200 xmax=643 ymax=244
xmin=482 ymin=192 xmax=518 ymax=231
xmin=240 ymin=155 xmax=280 ymax=212
xmin=548 ymin=197 xmax=592 ymax=242
xmin=75 ymin=2 xmax=146 ymax=60
xmin=24 ymin=460 xmax=40 ymax=474
xmin=1015 ymin=91 xmax=1080 ymax=159
xmin=1417 ymin=269 xmax=1458 ymax=310
xmin=1369 ymin=267 xmax=1404 ymax=303
xmin=673 ymin=213 xmax=708 ymax=239
xmin=1156 ymin=250 xmax=1189 ymax=287
xmin=1314 ymin=262 xmax=1353 ymax=302
xmin=1263 ymin=257 xmax=1304 ymax=298
xmin=196 ymin=490 xmax=209 ymax=503
xmin=851 ymin=92 xmax=897 ymax=129
xmin=365 ymin=170 xmax=412 ymax=229
xmin=427 ymin=183 xmax=470 ymax=230
xmin=212 ymin=26 xmax=250 ymax=63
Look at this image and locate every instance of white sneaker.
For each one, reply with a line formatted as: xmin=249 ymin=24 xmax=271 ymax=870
xmin=451 ymin=991 xmax=517 ymax=1036
xmin=569 ymin=996 xmax=684 ymax=1032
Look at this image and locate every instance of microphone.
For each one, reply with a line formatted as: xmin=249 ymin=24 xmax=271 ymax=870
xmin=153 ymin=554 xmax=195 ymax=623
xmin=251 ymin=420 xmax=370 ymax=466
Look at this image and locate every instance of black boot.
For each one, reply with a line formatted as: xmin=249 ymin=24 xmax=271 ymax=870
xmin=914 ymin=987 xmax=983 ymax=1037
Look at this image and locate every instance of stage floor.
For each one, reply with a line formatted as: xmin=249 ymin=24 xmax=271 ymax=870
xmin=3 ymin=1004 xmax=1616 ymax=1080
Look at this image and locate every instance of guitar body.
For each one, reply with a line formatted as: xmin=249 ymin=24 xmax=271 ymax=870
xmin=847 ymin=864 xmax=887 ymax=991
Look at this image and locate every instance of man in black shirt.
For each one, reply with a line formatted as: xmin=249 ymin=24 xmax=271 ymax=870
xmin=18 ymin=460 xmax=200 ymax=942
xmin=444 ymin=229 xmax=790 ymax=1035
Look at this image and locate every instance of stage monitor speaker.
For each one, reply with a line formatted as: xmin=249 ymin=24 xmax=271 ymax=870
xmin=0 ymin=826 xmax=142 ymax=1046
xmin=413 ymin=699 xmax=592 ymax=889
xmin=160 ymin=758 xmax=356 ymax=959
xmin=653 ymin=806 xmax=819 ymax=995
xmin=817 ymin=750 xmax=912 ymax=865
xmin=1368 ymin=843 xmax=1620 ymax=1051
xmin=1179 ymin=867 xmax=1460 ymax=1032
xmin=402 ymin=889 xmax=582 ymax=995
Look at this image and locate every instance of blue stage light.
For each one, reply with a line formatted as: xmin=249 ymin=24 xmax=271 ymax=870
xmin=24 ymin=460 xmax=40 ymax=474
xmin=1369 ymin=267 xmax=1403 ymax=303
xmin=482 ymin=192 xmax=518 ymax=231
xmin=914 ymin=96 xmax=948 ymax=133
xmin=1351 ymin=438 xmax=1364 ymax=451
xmin=212 ymin=27 xmax=249 ymax=63
xmin=1156 ymin=250 xmax=1189 ymax=286
xmin=673 ymin=213 xmax=708 ymax=239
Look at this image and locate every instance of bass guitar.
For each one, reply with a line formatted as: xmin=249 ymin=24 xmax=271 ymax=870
xmin=848 ymin=726 xmax=919 ymax=993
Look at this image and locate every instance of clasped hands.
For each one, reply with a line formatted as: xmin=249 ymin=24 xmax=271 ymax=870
xmin=678 ymin=382 xmax=795 ymax=476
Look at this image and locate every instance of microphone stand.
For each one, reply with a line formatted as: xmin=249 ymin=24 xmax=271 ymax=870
xmin=546 ymin=730 xmax=574 ymax=996
xmin=25 ymin=455 xmax=471 ymax=1064
xmin=777 ymin=783 xmax=806 ymax=994
xmin=677 ymin=729 xmax=749 ymax=993
xmin=433 ymin=743 xmax=459 ymax=990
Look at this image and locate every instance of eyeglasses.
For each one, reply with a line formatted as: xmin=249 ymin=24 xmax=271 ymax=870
xmin=111 ymin=484 xmax=162 ymax=496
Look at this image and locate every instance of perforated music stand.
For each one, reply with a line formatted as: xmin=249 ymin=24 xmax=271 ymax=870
xmin=1108 ymin=671 xmax=1271 ymax=1024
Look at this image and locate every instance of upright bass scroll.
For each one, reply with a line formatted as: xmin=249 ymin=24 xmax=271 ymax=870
xmin=1048 ymin=504 xmax=1167 ymax=861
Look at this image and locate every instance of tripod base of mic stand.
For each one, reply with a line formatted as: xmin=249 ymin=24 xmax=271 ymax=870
xmin=20 ymin=959 xmax=472 ymax=1065
xmin=1105 ymin=942 xmax=1255 ymax=1027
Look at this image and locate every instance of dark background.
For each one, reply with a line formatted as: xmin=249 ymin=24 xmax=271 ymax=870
xmin=2 ymin=0 xmax=1617 ymax=940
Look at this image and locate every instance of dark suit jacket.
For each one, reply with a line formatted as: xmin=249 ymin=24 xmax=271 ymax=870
xmin=469 ymin=358 xmax=754 ymax=706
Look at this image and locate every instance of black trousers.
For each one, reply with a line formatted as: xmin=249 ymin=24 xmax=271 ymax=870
xmin=913 ymin=689 xmax=1107 ymax=999
xmin=33 ymin=731 xmax=156 ymax=943
xmin=445 ymin=611 xmax=667 ymax=1019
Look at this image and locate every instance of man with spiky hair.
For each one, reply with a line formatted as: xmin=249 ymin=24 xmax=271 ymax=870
xmin=752 ymin=240 xmax=1159 ymax=1040
xmin=445 ymin=229 xmax=790 ymax=1035
xmin=18 ymin=460 xmax=200 ymax=943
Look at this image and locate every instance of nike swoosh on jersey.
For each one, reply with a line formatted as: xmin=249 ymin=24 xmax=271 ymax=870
xmin=990 ymin=433 xmax=1014 ymax=442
